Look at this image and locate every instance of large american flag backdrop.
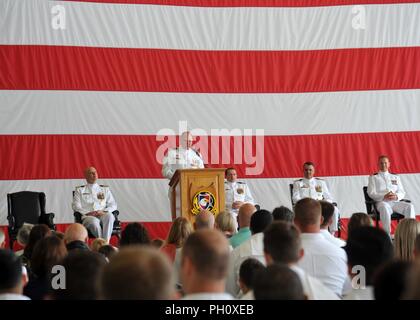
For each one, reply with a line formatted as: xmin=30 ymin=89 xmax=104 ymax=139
xmin=1 ymin=0 xmax=420 ymax=236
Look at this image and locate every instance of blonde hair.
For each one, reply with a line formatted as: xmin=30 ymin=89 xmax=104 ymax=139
xmin=215 ymin=211 xmax=237 ymax=236
xmin=91 ymin=238 xmax=108 ymax=252
xmin=394 ymin=218 xmax=420 ymax=261
xmin=166 ymin=217 xmax=193 ymax=248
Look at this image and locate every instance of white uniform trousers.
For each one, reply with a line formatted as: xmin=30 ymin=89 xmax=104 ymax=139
xmin=82 ymin=212 xmax=115 ymax=241
xmin=376 ymin=201 xmax=415 ymax=234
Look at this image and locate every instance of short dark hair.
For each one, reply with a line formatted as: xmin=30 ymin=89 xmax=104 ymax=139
xmin=182 ymin=230 xmax=229 ymax=280
xmin=374 ymin=260 xmax=411 ymax=300
xmin=225 ymin=167 xmax=236 ymax=176
xmin=344 ymin=226 xmax=394 ymax=285
xmin=264 ymin=222 xmax=301 ymax=264
xmin=98 ymin=245 xmax=118 ymax=260
xmin=320 ymin=201 xmax=335 ymax=228
xmin=253 ymin=264 xmax=305 ymax=300
xmin=53 ymin=251 xmax=107 ymax=300
xmin=120 ymin=223 xmax=151 ymax=247
xmin=347 ymin=213 xmax=373 ymax=237
xmin=303 ymin=161 xmax=315 ymax=168
xmin=272 ymin=206 xmax=294 ymax=223
xmin=239 ymin=258 xmax=265 ymax=290
xmin=294 ymin=198 xmax=321 ymax=226
xmin=0 ymin=249 xmax=22 ymax=291
xmin=250 ymin=209 xmax=273 ymax=234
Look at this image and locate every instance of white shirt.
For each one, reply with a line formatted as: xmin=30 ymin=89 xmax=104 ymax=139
xmin=343 ymin=286 xmax=374 ymax=300
xmin=0 ymin=293 xmax=30 ymax=300
xmin=224 ymin=180 xmax=255 ymax=215
xmin=297 ymin=233 xmax=349 ymax=297
xmin=182 ymin=292 xmax=234 ymax=300
xmin=292 ymin=178 xmax=334 ymax=204
xmin=320 ymin=229 xmax=346 ymax=248
xmin=162 ymin=147 xmax=204 ymax=180
xmin=226 ymin=233 xmax=266 ymax=297
xmin=367 ymin=171 xmax=405 ymax=202
xmin=72 ymin=183 xmax=117 ymax=215
xmin=290 ymin=265 xmax=340 ymax=300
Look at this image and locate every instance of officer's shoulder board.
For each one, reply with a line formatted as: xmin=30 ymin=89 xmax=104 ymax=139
xmin=373 ymin=173 xmax=378 ymax=175
xmin=315 ymin=177 xmax=324 ymax=181
xmin=293 ymin=178 xmax=303 ymax=183
xmin=100 ymin=184 xmax=109 ymax=188
xmin=75 ymin=185 xmax=85 ymax=189
xmin=237 ymin=181 xmax=246 ymax=185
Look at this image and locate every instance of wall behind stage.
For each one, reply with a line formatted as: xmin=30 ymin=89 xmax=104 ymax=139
xmin=1 ymin=0 xmax=420 ymax=225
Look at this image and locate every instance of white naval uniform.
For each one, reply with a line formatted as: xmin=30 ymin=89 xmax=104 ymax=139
xmin=72 ymin=183 xmax=117 ymax=241
xmin=162 ymin=147 xmax=204 ymax=180
xmin=224 ymin=180 xmax=255 ymax=222
xmin=292 ymin=177 xmax=340 ymax=233
xmin=367 ymin=171 xmax=415 ymax=234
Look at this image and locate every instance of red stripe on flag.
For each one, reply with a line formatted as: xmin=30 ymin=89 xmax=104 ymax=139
xmin=1 ymin=132 xmax=420 ymax=180
xmin=62 ymin=0 xmax=420 ymax=7
xmin=1 ymin=45 xmax=420 ymax=93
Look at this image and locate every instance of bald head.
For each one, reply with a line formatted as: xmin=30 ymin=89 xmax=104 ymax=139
xmin=238 ymin=203 xmax=256 ymax=228
xmin=100 ymin=246 xmax=174 ymax=299
xmin=64 ymin=224 xmax=88 ymax=244
xmin=182 ymin=229 xmax=230 ymax=280
xmin=195 ymin=210 xmax=215 ymax=230
xmin=84 ymin=166 xmax=98 ymax=184
xmin=294 ymin=198 xmax=321 ymax=233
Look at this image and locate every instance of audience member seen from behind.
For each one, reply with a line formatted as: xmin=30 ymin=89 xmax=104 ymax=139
xmin=194 ymin=210 xmax=215 ymax=230
xmin=319 ymin=201 xmax=346 ymax=247
xmin=22 ymin=224 xmax=52 ymax=266
xmin=24 ymin=236 xmax=68 ymax=300
xmin=91 ymin=238 xmax=107 ymax=252
xmin=347 ymin=213 xmax=373 ymax=238
xmin=229 ymin=203 xmax=256 ymax=249
xmin=238 ymin=258 xmax=265 ymax=300
xmin=52 ymin=250 xmax=107 ymax=300
xmin=272 ymin=206 xmax=294 ymax=223
xmin=263 ymin=221 xmax=338 ymax=300
xmin=0 ymin=249 xmax=30 ymax=300
xmin=15 ymin=223 xmax=34 ymax=256
xmin=253 ymin=264 xmax=306 ymax=300
xmin=100 ymin=246 xmax=174 ymax=299
xmin=226 ymin=209 xmax=273 ymax=297
xmin=119 ymin=222 xmax=151 ymax=247
xmin=181 ymin=229 xmax=233 ymax=300
xmin=374 ymin=260 xmax=411 ymax=300
xmin=98 ymin=245 xmax=118 ymax=261
xmin=64 ymin=223 xmax=89 ymax=252
xmin=215 ymin=212 xmax=237 ymax=238
xmin=414 ymin=234 xmax=420 ymax=259
xmin=294 ymin=198 xmax=348 ymax=297
xmin=344 ymin=226 xmax=394 ymax=300
xmin=394 ymin=218 xmax=420 ymax=261
xmin=161 ymin=217 xmax=193 ymax=262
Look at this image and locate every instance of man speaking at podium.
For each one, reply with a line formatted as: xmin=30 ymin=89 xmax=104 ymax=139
xmin=162 ymin=131 xmax=205 ymax=180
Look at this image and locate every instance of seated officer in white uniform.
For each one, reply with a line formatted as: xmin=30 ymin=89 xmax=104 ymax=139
xmin=72 ymin=167 xmax=116 ymax=242
xmin=292 ymin=162 xmax=339 ymax=234
xmin=162 ymin=131 xmax=204 ymax=180
xmin=367 ymin=155 xmax=415 ymax=235
xmin=224 ymin=167 xmax=255 ymax=222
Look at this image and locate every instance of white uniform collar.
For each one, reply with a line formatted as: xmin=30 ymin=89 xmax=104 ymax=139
xmin=303 ymin=177 xmax=315 ymax=183
xmin=86 ymin=182 xmax=99 ymax=189
xmin=378 ymin=171 xmax=389 ymax=176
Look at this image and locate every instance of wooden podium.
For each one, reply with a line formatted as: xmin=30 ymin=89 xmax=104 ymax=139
xmin=169 ymin=168 xmax=226 ymax=225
